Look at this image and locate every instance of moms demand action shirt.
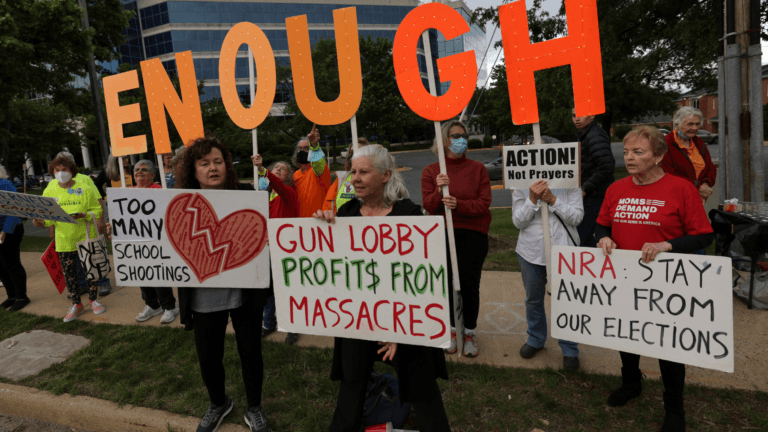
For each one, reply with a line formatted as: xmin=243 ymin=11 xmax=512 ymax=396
xmin=596 ymin=174 xmax=712 ymax=251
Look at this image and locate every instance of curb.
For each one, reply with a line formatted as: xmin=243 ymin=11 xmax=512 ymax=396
xmin=0 ymin=382 xmax=247 ymax=432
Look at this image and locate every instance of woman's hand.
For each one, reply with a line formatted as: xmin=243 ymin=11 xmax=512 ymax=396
xmin=597 ymin=236 xmax=617 ymax=256
xmin=71 ymin=213 xmax=86 ymax=219
xmin=699 ymin=183 xmax=713 ymax=201
xmin=640 ymin=241 xmax=672 ymax=263
xmin=106 ymin=222 xmax=113 ymax=240
xmin=308 ymin=124 xmax=319 ymax=145
xmin=32 ymin=218 xmax=45 ymax=228
xmin=0 ymin=232 xmax=5 ymax=244
xmin=313 ymin=209 xmax=336 ymax=224
xmin=436 ymin=173 xmax=450 ymax=188
xmin=442 ymin=195 xmax=457 ymax=211
xmin=529 ymin=180 xmax=546 ymax=204
xmin=540 ymin=186 xmax=556 ymax=206
xmin=251 ymin=154 xmax=263 ymax=170
xmin=377 ymin=342 xmax=397 ymax=362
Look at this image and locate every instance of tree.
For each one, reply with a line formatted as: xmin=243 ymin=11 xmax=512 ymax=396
xmin=473 ymin=0 xmax=715 ymax=133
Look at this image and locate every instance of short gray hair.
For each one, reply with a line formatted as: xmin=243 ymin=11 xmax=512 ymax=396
xmin=0 ymin=165 xmax=7 ymax=180
xmin=56 ymin=151 xmax=76 ymax=161
xmin=351 ymin=144 xmax=409 ymax=207
xmin=672 ymin=106 xmax=704 ymax=131
xmin=431 ymin=120 xmax=468 ymax=156
xmin=134 ymin=159 xmax=157 ymax=175
xmin=267 ymin=161 xmax=295 ymax=187
xmin=291 ymin=138 xmax=310 ymax=168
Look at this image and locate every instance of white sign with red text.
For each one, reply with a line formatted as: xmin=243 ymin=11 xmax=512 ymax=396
xmin=268 ymin=216 xmax=451 ymax=348
xmin=551 ymin=246 xmax=734 ymax=372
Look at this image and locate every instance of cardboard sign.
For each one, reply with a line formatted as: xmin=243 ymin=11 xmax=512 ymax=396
xmin=109 ymin=188 xmax=270 ymax=288
xmin=41 ymin=240 xmax=66 ymax=294
xmin=0 ymin=191 xmax=76 ymax=224
xmin=268 ymin=216 xmax=451 ymax=348
xmin=551 ymin=246 xmax=734 ymax=373
xmin=502 ymin=142 xmax=580 ymax=189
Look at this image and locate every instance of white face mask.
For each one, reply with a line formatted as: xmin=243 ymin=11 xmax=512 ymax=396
xmin=55 ymin=171 xmax=72 ymax=184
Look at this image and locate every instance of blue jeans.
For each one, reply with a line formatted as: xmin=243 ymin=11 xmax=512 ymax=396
xmin=577 ymin=196 xmax=603 ymax=247
xmin=518 ymin=254 xmax=579 ymax=357
xmin=263 ymin=296 xmax=277 ymax=329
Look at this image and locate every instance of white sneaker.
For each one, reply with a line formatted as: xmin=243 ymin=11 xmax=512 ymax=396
xmin=445 ymin=328 xmax=458 ymax=354
xmin=463 ymin=332 xmax=479 ymax=357
xmin=135 ymin=305 xmax=162 ymax=322
xmin=90 ymin=300 xmax=106 ymax=315
xmin=160 ymin=308 xmax=179 ymax=324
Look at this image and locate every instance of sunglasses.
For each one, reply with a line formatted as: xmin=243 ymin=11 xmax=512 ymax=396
xmin=449 ymin=133 xmax=469 ymax=139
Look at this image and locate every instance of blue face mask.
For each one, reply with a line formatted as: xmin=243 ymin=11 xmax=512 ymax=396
xmin=677 ymin=131 xmax=688 ymax=140
xmin=258 ymin=176 xmax=270 ymax=191
xmin=449 ymin=138 xmax=468 ymax=155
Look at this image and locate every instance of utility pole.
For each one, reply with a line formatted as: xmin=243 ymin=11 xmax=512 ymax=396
xmin=78 ymin=0 xmax=110 ymax=168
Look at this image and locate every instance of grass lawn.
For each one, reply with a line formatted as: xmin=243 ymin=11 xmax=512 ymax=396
xmin=0 ymin=310 xmax=765 ymax=432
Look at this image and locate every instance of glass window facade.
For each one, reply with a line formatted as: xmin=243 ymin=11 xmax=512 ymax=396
xmin=140 ymin=2 xmax=170 ymax=30
xmin=144 ymin=31 xmax=174 ymax=57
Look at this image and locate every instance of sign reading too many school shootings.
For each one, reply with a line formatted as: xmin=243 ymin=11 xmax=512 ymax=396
xmin=268 ymin=217 xmax=451 ymax=348
xmin=551 ymin=246 xmax=734 ymax=373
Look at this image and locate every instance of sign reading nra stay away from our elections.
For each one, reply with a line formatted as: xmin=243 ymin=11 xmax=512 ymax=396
xmin=503 ymin=142 xmax=581 ymax=189
xmin=551 ymin=246 xmax=734 ymax=373
xmin=109 ymin=188 xmax=271 ymax=288
xmin=0 ymin=191 xmax=76 ymax=224
xmin=268 ymin=217 xmax=451 ymax=348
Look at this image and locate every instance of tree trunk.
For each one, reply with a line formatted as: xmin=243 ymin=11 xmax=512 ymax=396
xmin=2 ymin=108 xmax=11 ymax=174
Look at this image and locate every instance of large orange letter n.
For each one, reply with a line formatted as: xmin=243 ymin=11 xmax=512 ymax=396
xmin=499 ymin=0 xmax=605 ymax=125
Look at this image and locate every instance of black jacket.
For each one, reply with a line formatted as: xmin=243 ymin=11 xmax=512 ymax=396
xmin=578 ymin=121 xmax=615 ymax=199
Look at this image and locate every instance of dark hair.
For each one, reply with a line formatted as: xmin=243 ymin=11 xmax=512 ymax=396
xmin=174 ymin=134 xmax=240 ymax=190
xmin=48 ymin=156 xmax=79 ymax=178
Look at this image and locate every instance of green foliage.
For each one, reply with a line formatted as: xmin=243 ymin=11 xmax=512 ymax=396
xmin=468 ymin=138 xmax=483 ymax=149
xmin=483 ymin=135 xmax=494 ymax=148
xmin=614 ymin=124 xmax=633 ymax=140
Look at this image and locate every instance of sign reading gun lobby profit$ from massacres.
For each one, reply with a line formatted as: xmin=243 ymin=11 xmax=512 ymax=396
xmin=503 ymin=143 xmax=580 ymax=189
xmin=551 ymin=246 xmax=734 ymax=373
xmin=268 ymin=217 xmax=451 ymax=348
xmin=109 ymin=188 xmax=270 ymax=288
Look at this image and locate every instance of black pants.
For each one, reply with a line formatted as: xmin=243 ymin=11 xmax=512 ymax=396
xmin=447 ymin=229 xmax=489 ymax=329
xmin=193 ymin=302 xmax=264 ymax=408
xmin=0 ymin=224 xmax=26 ymax=300
xmin=620 ymin=351 xmax=685 ymax=397
xmin=577 ymin=196 xmax=603 ymax=247
xmin=140 ymin=287 xmax=176 ymax=310
xmin=329 ymin=344 xmax=450 ymax=432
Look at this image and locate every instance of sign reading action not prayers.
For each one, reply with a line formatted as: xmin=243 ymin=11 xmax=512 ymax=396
xmin=109 ymin=188 xmax=270 ymax=288
xmin=503 ymin=143 xmax=580 ymax=189
xmin=551 ymin=246 xmax=734 ymax=372
xmin=0 ymin=191 xmax=76 ymax=223
xmin=268 ymin=217 xmax=451 ymax=348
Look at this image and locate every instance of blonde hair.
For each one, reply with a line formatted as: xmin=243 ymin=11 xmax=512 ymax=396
xmin=623 ymin=126 xmax=668 ymax=156
xmin=431 ymin=120 xmax=468 ymax=156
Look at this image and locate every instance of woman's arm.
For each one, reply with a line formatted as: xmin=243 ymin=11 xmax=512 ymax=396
xmin=511 ymin=189 xmax=539 ymax=230
xmin=322 ymin=178 xmax=339 ymax=212
xmin=550 ymin=188 xmax=584 ymax=226
xmin=420 ymin=165 xmax=444 ymax=215
xmin=454 ymin=166 xmax=492 ymax=218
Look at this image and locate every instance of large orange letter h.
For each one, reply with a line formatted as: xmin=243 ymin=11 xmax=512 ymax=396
xmin=499 ymin=0 xmax=605 ymax=125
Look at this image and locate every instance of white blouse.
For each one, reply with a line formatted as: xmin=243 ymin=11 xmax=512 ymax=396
xmin=512 ymin=188 xmax=585 ymax=266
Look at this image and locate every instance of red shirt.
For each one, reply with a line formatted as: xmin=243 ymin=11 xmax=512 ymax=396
xmin=596 ymin=174 xmax=712 ymax=251
xmin=421 ymin=155 xmax=492 ymax=234
xmin=265 ymin=169 xmax=299 ymax=219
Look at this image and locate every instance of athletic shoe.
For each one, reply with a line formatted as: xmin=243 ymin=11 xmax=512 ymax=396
xmin=463 ymin=333 xmax=479 ymax=357
xmin=1 ymin=298 xmax=15 ymax=309
xmin=244 ymin=405 xmax=272 ymax=432
xmin=196 ymin=395 xmax=234 ymax=432
xmin=64 ymin=303 xmax=85 ymax=322
xmin=563 ymin=356 xmax=580 ymax=370
xmin=135 ymin=305 xmax=163 ymax=322
xmin=160 ymin=308 xmax=179 ymax=324
xmin=445 ymin=330 xmax=458 ymax=354
xmin=285 ymin=333 xmax=299 ymax=345
xmin=519 ymin=343 xmax=543 ymax=359
xmin=261 ymin=326 xmax=276 ymax=339
xmin=90 ymin=300 xmax=106 ymax=315
xmin=9 ymin=297 xmax=30 ymax=312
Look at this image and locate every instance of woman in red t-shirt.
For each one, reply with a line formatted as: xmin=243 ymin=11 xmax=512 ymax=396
xmin=595 ymin=126 xmax=714 ymax=432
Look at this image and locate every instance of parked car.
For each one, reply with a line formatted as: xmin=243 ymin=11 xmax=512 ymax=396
xmin=697 ymin=130 xmax=718 ymax=145
xmin=658 ymin=128 xmax=671 ymax=135
xmin=340 ymin=148 xmax=350 ymax=159
xmin=43 ymin=173 xmax=53 ymax=182
xmin=11 ymin=176 xmax=39 ymax=189
xmin=484 ymin=157 xmax=503 ymax=181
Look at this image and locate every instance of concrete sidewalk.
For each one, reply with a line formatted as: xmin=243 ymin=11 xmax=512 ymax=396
xmin=1 ymin=251 xmax=767 ymax=430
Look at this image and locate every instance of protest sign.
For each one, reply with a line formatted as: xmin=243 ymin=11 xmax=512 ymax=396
xmin=551 ymin=246 xmax=734 ymax=372
xmin=502 ymin=142 xmax=580 ymax=189
xmin=41 ymin=240 xmax=66 ymax=294
xmin=268 ymin=216 xmax=451 ymax=348
xmin=0 ymin=191 xmax=76 ymax=224
xmin=109 ymin=188 xmax=270 ymax=288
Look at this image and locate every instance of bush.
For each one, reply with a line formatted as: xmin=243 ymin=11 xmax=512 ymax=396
xmin=483 ymin=135 xmax=494 ymax=148
xmin=382 ymin=141 xmax=390 ymax=150
xmin=468 ymin=138 xmax=483 ymax=149
xmin=614 ymin=124 xmax=632 ymax=140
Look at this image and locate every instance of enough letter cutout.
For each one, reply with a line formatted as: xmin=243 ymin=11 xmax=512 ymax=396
xmin=220 ymin=23 xmax=276 ymax=129
xmin=499 ymin=0 xmax=605 ymax=124
xmin=393 ymin=3 xmax=476 ymax=121
xmin=103 ymin=71 xmax=147 ymax=157
xmin=141 ymin=52 xmax=205 ymax=152
xmin=286 ymin=7 xmax=362 ymax=125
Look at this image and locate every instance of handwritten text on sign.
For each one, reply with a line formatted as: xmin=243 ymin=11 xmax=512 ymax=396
xmin=108 ymin=188 xmax=270 ymax=288
xmin=0 ymin=191 xmax=76 ymax=224
xmin=268 ymin=217 xmax=451 ymax=348
xmin=503 ymin=143 xmax=580 ymax=189
xmin=551 ymin=246 xmax=734 ymax=373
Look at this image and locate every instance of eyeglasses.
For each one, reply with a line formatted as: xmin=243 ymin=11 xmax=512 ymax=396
xmin=134 ymin=167 xmax=150 ymax=173
xmin=298 ymin=147 xmax=310 ymax=153
xmin=449 ymin=133 xmax=469 ymax=139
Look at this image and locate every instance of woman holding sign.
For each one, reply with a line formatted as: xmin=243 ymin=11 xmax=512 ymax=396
xmin=422 ymin=120 xmax=492 ymax=357
xmin=174 ymin=136 xmax=273 ymax=432
xmin=33 ymin=155 xmax=105 ymax=322
xmin=315 ymin=145 xmax=451 ymax=432
xmin=595 ymin=126 xmax=714 ymax=432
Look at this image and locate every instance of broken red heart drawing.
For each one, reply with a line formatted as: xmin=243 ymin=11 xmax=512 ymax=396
xmin=165 ymin=193 xmax=267 ymax=283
